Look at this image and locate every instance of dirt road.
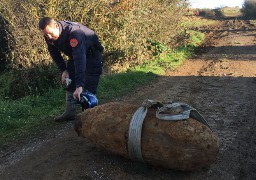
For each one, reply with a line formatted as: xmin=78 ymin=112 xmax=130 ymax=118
xmin=1 ymin=19 xmax=256 ymax=180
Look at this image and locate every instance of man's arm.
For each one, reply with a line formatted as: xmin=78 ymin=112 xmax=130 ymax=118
xmin=47 ymin=43 xmax=67 ymax=72
xmin=70 ymin=30 xmax=86 ymax=88
xmin=69 ymin=30 xmax=87 ymax=100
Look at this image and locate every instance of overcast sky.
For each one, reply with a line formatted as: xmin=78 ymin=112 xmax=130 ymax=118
xmin=189 ymin=0 xmax=244 ymax=9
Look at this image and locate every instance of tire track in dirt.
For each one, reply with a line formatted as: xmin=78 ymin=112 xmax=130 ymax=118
xmin=118 ymin=20 xmax=256 ymax=179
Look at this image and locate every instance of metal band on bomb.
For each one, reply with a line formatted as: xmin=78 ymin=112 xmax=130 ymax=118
xmin=75 ymin=101 xmax=219 ymax=171
xmin=128 ymin=100 xmax=212 ymax=162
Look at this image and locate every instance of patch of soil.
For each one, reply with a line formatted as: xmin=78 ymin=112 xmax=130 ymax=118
xmin=1 ymin=18 xmax=256 ymax=180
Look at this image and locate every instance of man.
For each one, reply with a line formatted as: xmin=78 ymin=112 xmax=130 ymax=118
xmin=39 ymin=17 xmax=103 ymax=122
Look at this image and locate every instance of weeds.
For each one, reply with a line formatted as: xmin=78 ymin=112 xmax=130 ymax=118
xmin=0 ymin=88 xmax=65 ymax=145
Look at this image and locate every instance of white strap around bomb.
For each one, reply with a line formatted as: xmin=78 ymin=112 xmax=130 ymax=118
xmin=128 ymin=106 xmax=147 ymax=162
xmin=128 ymin=99 xmax=212 ymax=162
xmin=128 ymin=99 xmax=165 ymax=162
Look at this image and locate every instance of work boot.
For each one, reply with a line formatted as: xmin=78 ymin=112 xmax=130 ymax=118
xmin=54 ymin=91 xmax=76 ymax=122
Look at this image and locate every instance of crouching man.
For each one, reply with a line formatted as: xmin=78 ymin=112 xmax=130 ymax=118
xmin=39 ymin=17 xmax=103 ymax=122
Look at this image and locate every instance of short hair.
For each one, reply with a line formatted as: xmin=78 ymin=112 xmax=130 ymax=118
xmin=38 ymin=17 xmax=55 ymax=30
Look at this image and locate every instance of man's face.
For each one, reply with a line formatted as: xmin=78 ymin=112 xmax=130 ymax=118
xmin=42 ymin=22 xmax=60 ymax=41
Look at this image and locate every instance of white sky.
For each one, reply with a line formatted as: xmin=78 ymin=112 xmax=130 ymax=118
xmin=189 ymin=0 xmax=244 ymax=9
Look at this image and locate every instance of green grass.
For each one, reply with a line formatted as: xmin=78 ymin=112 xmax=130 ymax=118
xmin=221 ymin=7 xmax=242 ymax=17
xmin=183 ymin=18 xmax=218 ymax=28
xmin=0 ymin=88 xmax=65 ymax=144
xmin=0 ymin=30 xmax=205 ymax=147
xmin=98 ymin=71 xmax=156 ymax=101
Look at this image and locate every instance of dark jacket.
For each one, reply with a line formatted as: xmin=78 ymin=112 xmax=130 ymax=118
xmin=45 ymin=21 xmax=103 ymax=88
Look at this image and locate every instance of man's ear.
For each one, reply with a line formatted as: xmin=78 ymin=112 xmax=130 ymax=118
xmin=55 ymin=23 xmax=59 ymax=29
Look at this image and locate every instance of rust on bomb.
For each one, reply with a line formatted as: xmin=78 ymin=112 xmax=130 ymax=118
xmin=75 ymin=100 xmax=219 ymax=171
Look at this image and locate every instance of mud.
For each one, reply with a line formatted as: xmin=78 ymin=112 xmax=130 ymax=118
xmin=1 ymin=18 xmax=256 ymax=180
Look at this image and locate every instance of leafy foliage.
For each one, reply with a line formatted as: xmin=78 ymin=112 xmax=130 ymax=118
xmin=0 ymin=0 xmax=190 ymax=99
xmin=0 ymin=29 xmax=205 ymax=146
xmin=6 ymin=64 xmax=60 ymax=99
xmin=0 ymin=0 xmax=189 ymax=70
xmin=242 ymin=0 xmax=256 ymax=19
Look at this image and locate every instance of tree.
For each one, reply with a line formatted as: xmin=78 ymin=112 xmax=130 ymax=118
xmin=242 ymin=0 xmax=256 ymax=19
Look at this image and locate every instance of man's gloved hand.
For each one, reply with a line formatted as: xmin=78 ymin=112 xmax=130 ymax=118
xmin=73 ymin=86 xmax=83 ymax=101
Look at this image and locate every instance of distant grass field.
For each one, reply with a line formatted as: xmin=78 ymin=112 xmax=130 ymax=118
xmin=186 ymin=17 xmax=218 ymax=28
xmin=221 ymin=7 xmax=242 ymax=17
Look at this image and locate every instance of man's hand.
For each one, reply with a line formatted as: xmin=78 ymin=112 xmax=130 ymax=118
xmin=73 ymin=86 xmax=83 ymax=101
xmin=61 ymin=70 xmax=69 ymax=84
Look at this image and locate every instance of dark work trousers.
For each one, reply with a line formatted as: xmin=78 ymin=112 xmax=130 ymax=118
xmin=66 ymin=47 xmax=103 ymax=94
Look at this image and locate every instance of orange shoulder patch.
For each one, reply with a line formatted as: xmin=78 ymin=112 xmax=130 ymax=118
xmin=70 ymin=38 xmax=79 ymax=47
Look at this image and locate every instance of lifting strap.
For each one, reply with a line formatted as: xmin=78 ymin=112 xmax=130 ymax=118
xmin=128 ymin=99 xmax=212 ymax=162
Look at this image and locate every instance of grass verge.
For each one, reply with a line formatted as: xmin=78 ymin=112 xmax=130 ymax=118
xmin=183 ymin=17 xmax=218 ymax=28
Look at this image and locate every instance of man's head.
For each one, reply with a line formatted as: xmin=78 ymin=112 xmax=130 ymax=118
xmin=39 ymin=17 xmax=60 ymax=41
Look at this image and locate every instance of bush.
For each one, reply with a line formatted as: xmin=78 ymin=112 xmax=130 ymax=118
xmin=198 ymin=9 xmax=216 ymax=18
xmin=0 ymin=16 xmax=12 ymax=71
xmin=1 ymin=0 xmax=189 ymax=70
xmin=6 ymin=63 xmax=60 ymax=99
xmin=0 ymin=0 xmax=190 ymax=99
xmin=242 ymin=0 xmax=256 ymax=19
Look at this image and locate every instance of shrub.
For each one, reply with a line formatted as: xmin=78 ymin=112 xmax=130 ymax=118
xmin=242 ymin=0 xmax=256 ymax=19
xmin=1 ymin=0 xmax=189 ymax=70
xmin=0 ymin=0 xmax=189 ymax=99
xmin=6 ymin=64 xmax=60 ymax=99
